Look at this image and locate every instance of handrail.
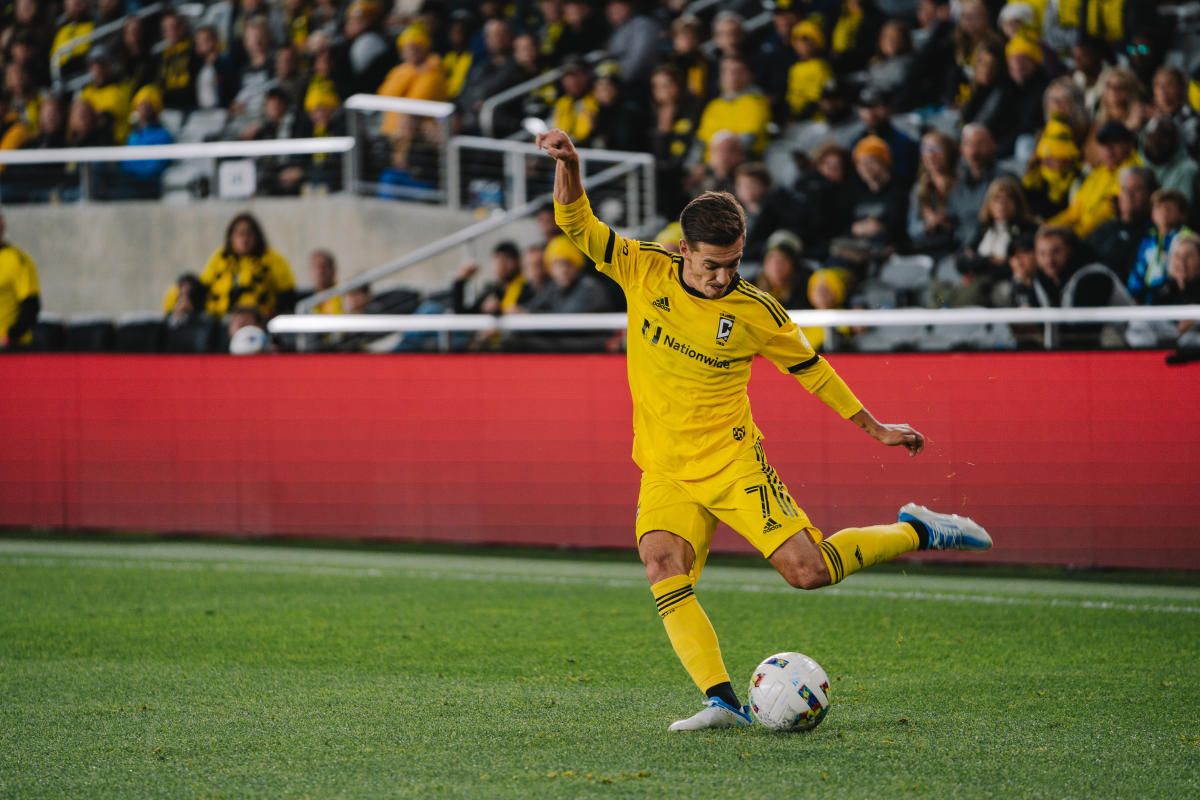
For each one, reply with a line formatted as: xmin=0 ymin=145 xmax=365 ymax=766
xmin=270 ymin=305 xmax=1200 ymax=335
xmin=479 ymin=49 xmax=608 ymax=138
xmin=294 ymin=158 xmax=646 ymax=314
xmin=343 ymin=95 xmax=456 ymax=118
xmin=0 ymin=137 xmax=355 ymax=164
xmin=449 ymin=135 xmax=654 ymax=165
xmin=50 ymin=2 xmax=166 ymax=87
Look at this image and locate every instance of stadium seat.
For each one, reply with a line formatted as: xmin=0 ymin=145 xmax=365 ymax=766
xmin=64 ymin=315 xmax=116 ymax=352
xmin=114 ymin=312 xmax=166 ymax=352
xmin=33 ymin=312 xmax=65 ymax=352
xmin=165 ymin=318 xmax=221 ymax=353
xmin=365 ymin=288 xmax=422 ymax=315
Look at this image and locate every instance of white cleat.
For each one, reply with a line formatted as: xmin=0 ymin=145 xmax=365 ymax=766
xmin=668 ymin=697 xmax=753 ymax=731
xmin=899 ymin=503 xmax=993 ymax=551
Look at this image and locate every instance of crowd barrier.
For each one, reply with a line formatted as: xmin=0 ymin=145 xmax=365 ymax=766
xmin=1 ymin=351 xmax=1196 ymax=570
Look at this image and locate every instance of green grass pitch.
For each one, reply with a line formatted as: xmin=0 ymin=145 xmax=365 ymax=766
xmin=2 ymin=536 xmax=1199 ymax=799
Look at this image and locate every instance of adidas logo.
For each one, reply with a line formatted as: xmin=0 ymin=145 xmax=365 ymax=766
xmin=763 ymin=518 xmax=782 ymax=533
xmin=652 ymin=296 xmax=671 ymax=312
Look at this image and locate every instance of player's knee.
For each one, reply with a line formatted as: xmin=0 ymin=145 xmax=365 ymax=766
xmin=780 ymin=562 xmax=830 ymax=591
xmin=643 ymin=551 xmax=688 ymax=584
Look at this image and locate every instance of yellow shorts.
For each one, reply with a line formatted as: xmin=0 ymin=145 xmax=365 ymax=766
xmin=635 ymin=440 xmax=821 ymax=581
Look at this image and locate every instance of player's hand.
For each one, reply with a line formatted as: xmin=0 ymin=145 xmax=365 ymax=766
xmin=872 ymin=423 xmax=925 ymax=456
xmin=536 ymin=128 xmax=579 ymax=164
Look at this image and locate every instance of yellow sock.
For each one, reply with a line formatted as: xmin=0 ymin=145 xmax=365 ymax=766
xmin=817 ymin=523 xmax=920 ymax=584
xmin=651 ymin=575 xmax=729 ymax=693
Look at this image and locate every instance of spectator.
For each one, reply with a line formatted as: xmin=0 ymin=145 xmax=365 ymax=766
xmin=518 ymin=243 xmax=551 ymax=309
xmin=273 ymin=46 xmax=307 ymax=109
xmin=559 ymin=0 xmax=608 ymax=61
xmin=734 ymin=162 xmax=804 ymax=263
xmin=711 ymin=11 xmax=746 ymax=61
xmin=251 ymin=86 xmax=306 ymax=193
xmin=159 ymin=11 xmax=197 ymax=111
xmin=865 ymin=20 xmax=915 ymax=100
xmin=1139 ymin=116 xmax=1199 ymax=205
xmin=80 ymin=48 xmax=132 ymax=142
xmin=948 ymin=124 xmax=1002 ymax=246
xmin=959 ymin=39 xmax=1015 ymax=148
xmin=951 ymin=0 xmax=996 ymax=85
xmin=163 ymin=273 xmax=208 ymax=330
xmin=344 ymin=283 xmax=371 ymax=314
xmin=198 ymin=212 xmax=297 ymax=319
xmin=302 ymin=87 xmax=345 ymax=191
xmin=334 ymin=0 xmax=395 ymax=97
xmin=377 ymin=137 xmax=436 ymax=198
xmin=118 ymin=85 xmax=173 ymax=200
xmin=993 ymin=231 xmax=1039 ymax=310
xmin=1128 ymin=189 xmax=1192 ymax=304
xmin=848 ymin=135 xmax=909 ymax=248
xmin=908 ymin=129 xmax=959 ymax=256
xmin=667 ymin=15 xmax=715 ymax=101
xmin=852 ymin=86 xmax=919 ymax=185
xmin=536 ymin=0 xmax=567 ymax=66
xmin=526 ymin=234 xmax=613 ymax=313
xmin=7 ymin=2 xmax=52 ymax=88
xmin=757 ymin=1 xmax=799 ymax=118
xmin=50 ymin=0 xmax=94 ymax=81
xmin=1152 ymin=67 xmax=1199 ymax=155
xmin=456 ymin=19 xmax=525 ymax=135
xmin=793 ymin=142 xmax=854 ymax=257
xmin=755 ymin=230 xmax=812 ymax=309
xmin=65 ymin=97 xmax=107 ymax=148
xmin=1022 ymin=118 xmax=1083 ymax=220
xmin=1085 ymin=165 xmax=1156 ymax=281
xmin=548 ymin=58 xmax=597 ymax=145
xmin=5 ymin=64 xmax=43 ymax=130
xmin=604 ymin=0 xmax=662 ymax=93
xmin=802 ymin=267 xmax=852 ymax=351
xmin=193 ymin=25 xmax=238 ymax=111
xmin=1092 ymin=67 xmax=1149 ymax=154
xmin=1050 ymin=121 xmax=1140 ymax=239
xmin=227 ymin=18 xmax=276 ymax=136
xmin=441 ymin=10 xmax=474 ymax=100
xmin=1156 ymin=231 xmax=1200 ymax=307
xmin=452 ymin=241 xmax=528 ymax=315
xmin=696 ymin=55 xmax=770 ymax=158
xmin=968 ymin=175 xmax=1038 ymax=269
xmin=378 ymin=25 xmax=447 ymax=137
xmin=307 ymin=249 xmax=343 ymax=314
xmin=688 ymin=130 xmax=744 ymax=198
xmin=1043 ymin=77 xmax=1091 ymax=145
xmin=283 ymin=0 xmax=314 ymax=49
xmin=589 ymin=60 xmax=646 ymax=152
xmin=901 ymin=0 xmax=956 ymax=110
xmin=117 ymin=15 xmax=156 ymax=92
xmin=1070 ymin=35 xmax=1110 ymax=116
xmin=0 ymin=212 xmax=40 ymax=351
xmin=831 ymin=0 xmax=884 ymax=73
xmin=14 ymin=94 xmax=68 ymax=202
xmin=786 ymin=20 xmax=832 ymax=121
xmin=1003 ymin=34 xmax=1049 ymax=156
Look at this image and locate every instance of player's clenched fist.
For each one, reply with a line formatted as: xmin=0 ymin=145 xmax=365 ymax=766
xmin=537 ymin=129 xmax=578 ymax=164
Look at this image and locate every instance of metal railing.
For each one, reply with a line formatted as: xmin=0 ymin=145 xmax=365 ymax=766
xmin=342 ymin=94 xmax=456 ymax=202
xmin=478 ymin=49 xmax=608 ymax=138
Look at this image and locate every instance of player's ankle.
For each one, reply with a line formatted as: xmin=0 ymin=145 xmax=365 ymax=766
xmin=705 ymin=681 xmax=740 ymax=710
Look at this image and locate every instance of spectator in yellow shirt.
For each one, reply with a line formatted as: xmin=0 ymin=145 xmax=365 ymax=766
xmin=0 ymin=213 xmax=40 ymax=350
xmin=51 ymin=0 xmax=95 ymax=80
xmin=199 ymin=213 xmax=297 ymax=319
xmin=442 ymin=11 xmax=474 ymax=100
xmin=80 ymin=49 xmax=133 ymax=142
xmin=377 ymin=25 xmax=447 ymax=136
xmin=787 ymin=20 xmax=833 ymax=120
xmin=696 ymin=54 xmax=771 ymax=158
xmin=1049 ymin=121 xmax=1141 ymax=239
xmin=308 ymin=249 xmax=344 ymax=314
xmin=549 ymin=58 xmax=599 ymax=145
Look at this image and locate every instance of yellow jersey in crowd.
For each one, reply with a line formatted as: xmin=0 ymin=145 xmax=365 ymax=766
xmin=555 ymin=194 xmax=862 ymax=481
xmin=199 ymin=247 xmax=295 ymax=318
xmin=0 ymin=242 xmax=40 ymax=347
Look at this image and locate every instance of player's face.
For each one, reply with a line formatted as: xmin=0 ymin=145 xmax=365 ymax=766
xmin=679 ymin=237 xmax=744 ymax=299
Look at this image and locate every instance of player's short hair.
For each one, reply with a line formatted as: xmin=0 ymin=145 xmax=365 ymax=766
xmin=680 ymin=191 xmax=746 ymax=247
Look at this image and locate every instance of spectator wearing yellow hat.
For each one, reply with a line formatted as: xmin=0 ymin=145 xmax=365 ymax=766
xmin=526 ymin=234 xmax=613 ymax=315
xmin=1002 ymin=33 xmax=1049 ymax=156
xmin=303 ymin=83 xmax=345 ymax=191
xmin=117 ymin=84 xmax=173 ymax=199
xmin=377 ymin=25 xmax=446 ymax=137
xmin=802 ymin=267 xmax=854 ymax=351
xmin=786 ymin=20 xmax=832 ymax=121
xmin=1023 ymin=119 xmax=1082 ymax=219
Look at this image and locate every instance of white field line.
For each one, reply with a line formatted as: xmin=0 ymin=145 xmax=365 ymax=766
xmin=2 ymin=540 xmax=1199 ymax=616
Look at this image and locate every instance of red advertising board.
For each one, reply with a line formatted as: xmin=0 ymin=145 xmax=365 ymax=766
xmin=1 ymin=352 xmax=1196 ymax=569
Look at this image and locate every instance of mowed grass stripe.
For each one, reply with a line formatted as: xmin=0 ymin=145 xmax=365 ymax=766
xmin=2 ymin=540 xmax=1199 ymax=616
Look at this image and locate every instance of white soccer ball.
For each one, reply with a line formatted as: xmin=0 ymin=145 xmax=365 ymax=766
xmin=748 ymin=652 xmax=831 ymax=731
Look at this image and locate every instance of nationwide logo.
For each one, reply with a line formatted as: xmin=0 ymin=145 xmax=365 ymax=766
xmin=652 ymin=296 xmax=671 ymax=312
xmin=716 ymin=313 xmax=735 ymax=345
xmin=763 ymin=518 xmax=782 ymax=533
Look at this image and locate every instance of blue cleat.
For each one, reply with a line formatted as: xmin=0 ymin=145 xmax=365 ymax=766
xmin=668 ymin=696 xmax=753 ymax=731
xmin=899 ymin=503 xmax=993 ymax=551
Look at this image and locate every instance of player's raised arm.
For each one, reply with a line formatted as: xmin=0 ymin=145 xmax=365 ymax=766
xmin=537 ymin=128 xmax=641 ymax=286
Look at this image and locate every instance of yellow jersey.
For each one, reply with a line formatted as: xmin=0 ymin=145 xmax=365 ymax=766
xmin=555 ymin=194 xmax=863 ymax=480
xmin=0 ymin=242 xmax=40 ymax=347
xmin=199 ymin=247 xmax=295 ymax=318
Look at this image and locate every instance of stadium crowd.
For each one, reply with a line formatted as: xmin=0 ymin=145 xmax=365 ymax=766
xmin=2 ymin=0 xmax=1200 ymax=353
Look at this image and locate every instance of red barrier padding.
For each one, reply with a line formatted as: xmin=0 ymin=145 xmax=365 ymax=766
xmin=1 ymin=352 xmax=1197 ymax=569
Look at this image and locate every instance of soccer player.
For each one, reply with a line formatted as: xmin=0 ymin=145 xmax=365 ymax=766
xmin=537 ymin=128 xmax=993 ymax=731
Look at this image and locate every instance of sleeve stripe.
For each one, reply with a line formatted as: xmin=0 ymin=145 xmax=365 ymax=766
xmin=603 ymin=227 xmax=616 ymax=264
xmin=639 ymin=241 xmax=670 ymax=257
xmin=788 ymin=355 xmax=822 ymax=373
xmin=747 ymin=282 xmax=791 ymax=321
xmin=734 ymin=284 xmax=788 ymax=327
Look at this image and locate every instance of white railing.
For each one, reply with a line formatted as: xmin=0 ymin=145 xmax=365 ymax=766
xmin=342 ymin=94 xmax=455 ymax=201
xmin=478 ymin=50 xmax=608 ymax=138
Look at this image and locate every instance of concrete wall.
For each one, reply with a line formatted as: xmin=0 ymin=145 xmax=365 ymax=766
xmin=6 ymin=196 xmax=541 ymax=316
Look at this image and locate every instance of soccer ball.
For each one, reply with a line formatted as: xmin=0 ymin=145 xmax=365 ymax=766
xmin=747 ymin=652 xmax=831 ymax=731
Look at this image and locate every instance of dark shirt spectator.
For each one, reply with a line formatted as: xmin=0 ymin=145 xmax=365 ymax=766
xmin=158 ymin=11 xmax=198 ymax=110
xmin=589 ymin=61 xmax=647 ymax=152
xmin=865 ymin=20 xmax=915 ymax=100
xmin=687 ymin=130 xmax=744 ymax=199
xmin=754 ymin=230 xmax=813 ymax=309
xmin=604 ymin=0 xmax=662 ymax=93
xmin=457 ymin=19 xmax=527 ymax=136
xmin=851 ymin=86 xmax=919 ymax=186
xmin=947 ymin=124 xmax=1002 ymax=247
xmin=959 ymin=40 xmax=1015 ymax=148
xmin=117 ymin=15 xmax=156 ymax=92
xmin=559 ymin=0 xmax=609 ymax=60
xmin=1085 ymin=165 xmax=1156 ymax=281
xmin=1001 ymin=35 xmax=1049 ymax=157
xmin=900 ymin=0 xmax=957 ymax=110
xmin=756 ymin=5 xmax=798 ymax=118
xmin=331 ymin=0 xmax=396 ymax=97
xmin=849 ymin=135 xmax=909 ymax=248
xmin=452 ymin=241 xmax=529 ymax=315
xmin=1152 ymin=67 xmax=1200 ymax=156
xmin=193 ymin=25 xmax=238 ymax=110
xmin=734 ymin=162 xmax=806 ymax=263
xmin=667 ymin=15 xmax=717 ymax=102
xmin=908 ymin=130 xmax=959 ymax=256
xmin=649 ymin=65 xmax=700 ymax=218
xmin=1139 ymin=116 xmax=1199 ymax=206
xmin=794 ymin=142 xmax=854 ymax=255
